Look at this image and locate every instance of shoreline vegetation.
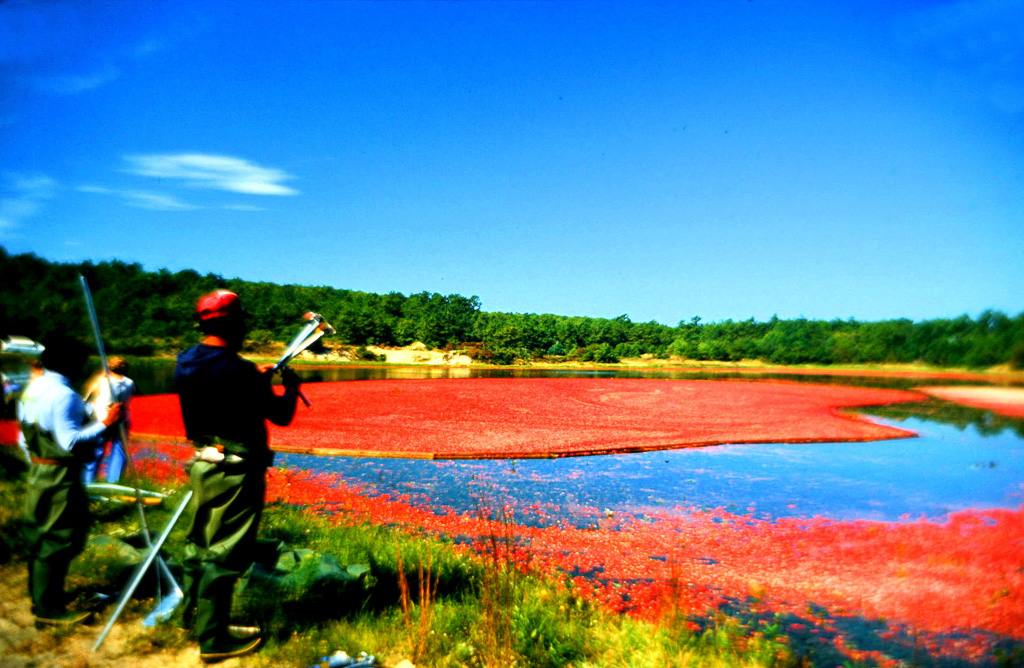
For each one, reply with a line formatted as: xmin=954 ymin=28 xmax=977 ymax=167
xmin=104 ymin=341 xmax=1023 ymax=382
xmin=3 ymin=248 xmax=1023 ymax=371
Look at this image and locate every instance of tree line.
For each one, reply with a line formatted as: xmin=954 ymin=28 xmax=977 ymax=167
xmin=2 ymin=248 xmax=1022 ymax=368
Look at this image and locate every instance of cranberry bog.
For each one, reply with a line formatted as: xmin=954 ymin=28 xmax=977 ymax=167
xmin=132 ymin=378 xmax=925 ymax=458
xmin=109 ymin=377 xmax=1024 ymax=665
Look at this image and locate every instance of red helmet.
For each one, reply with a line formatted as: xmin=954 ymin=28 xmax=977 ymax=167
xmin=197 ymin=290 xmax=243 ymax=321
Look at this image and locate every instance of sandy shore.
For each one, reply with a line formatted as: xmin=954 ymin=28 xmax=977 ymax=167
xmin=0 ymin=562 xmax=203 ymax=668
xmin=917 ymin=386 xmax=1024 ymax=418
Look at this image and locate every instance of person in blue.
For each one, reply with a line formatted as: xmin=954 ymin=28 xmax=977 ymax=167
xmin=175 ymin=290 xmax=301 ymax=664
xmin=19 ymin=335 xmax=123 ymax=626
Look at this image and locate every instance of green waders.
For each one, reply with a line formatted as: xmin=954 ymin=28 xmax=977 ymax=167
xmin=181 ymin=454 xmax=266 ymax=653
xmin=21 ymin=422 xmax=91 ymax=618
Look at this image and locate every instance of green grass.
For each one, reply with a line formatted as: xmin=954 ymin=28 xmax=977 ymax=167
xmin=0 ymin=450 xmax=800 ymax=668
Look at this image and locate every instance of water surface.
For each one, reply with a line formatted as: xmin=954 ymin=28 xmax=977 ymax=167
xmin=278 ymin=416 xmax=1024 ymax=525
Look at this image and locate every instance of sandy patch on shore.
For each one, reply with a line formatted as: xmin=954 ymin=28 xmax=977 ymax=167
xmin=365 ymin=343 xmax=472 ymax=366
xmin=916 ymin=386 xmax=1024 ymax=418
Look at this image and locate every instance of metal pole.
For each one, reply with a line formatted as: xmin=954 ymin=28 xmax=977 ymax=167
xmin=93 ymin=490 xmax=193 ymax=652
xmin=79 ymin=276 xmax=154 ymax=538
xmin=86 ymin=482 xmax=167 ymax=499
xmin=79 ymin=274 xmax=166 ymax=603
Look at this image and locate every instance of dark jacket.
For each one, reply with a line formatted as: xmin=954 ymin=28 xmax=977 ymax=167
xmin=175 ymin=344 xmax=297 ymax=467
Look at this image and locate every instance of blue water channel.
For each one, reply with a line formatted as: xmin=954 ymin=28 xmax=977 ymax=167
xmin=278 ymin=415 xmax=1024 ymax=525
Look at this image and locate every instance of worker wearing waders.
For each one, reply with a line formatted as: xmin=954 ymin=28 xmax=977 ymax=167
xmin=19 ymin=335 xmax=123 ymax=626
xmin=175 ymin=290 xmax=301 ymax=664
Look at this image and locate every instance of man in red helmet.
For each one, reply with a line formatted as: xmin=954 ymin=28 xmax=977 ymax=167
xmin=174 ymin=290 xmax=301 ymax=663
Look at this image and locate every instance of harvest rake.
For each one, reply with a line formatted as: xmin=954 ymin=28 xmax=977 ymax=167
xmin=272 ymin=312 xmax=335 ymax=407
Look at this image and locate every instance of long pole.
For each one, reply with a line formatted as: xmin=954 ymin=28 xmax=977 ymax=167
xmin=79 ymin=276 xmax=153 ymax=538
xmin=93 ymin=491 xmax=193 ymax=651
xmin=80 ymin=275 xmax=187 ymax=644
xmin=79 ymin=275 xmax=169 ymax=601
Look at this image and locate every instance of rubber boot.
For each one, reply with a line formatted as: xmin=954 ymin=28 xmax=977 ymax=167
xmin=30 ymin=557 xmax=69 ymax=618
xmin=195 ymin=581 xmax=231 ymax=652
xmin=200 ymin=635 xmax=262 ymax=664
xmin=29 ymin=557 xmax=91 ymax=627
xmin=178 ymin=563 xmax=198 ymax=631
xmin=34 ymin=609 xmax=93 ymax=628
xmin=196 ymin=579 xmax=261 ymax=663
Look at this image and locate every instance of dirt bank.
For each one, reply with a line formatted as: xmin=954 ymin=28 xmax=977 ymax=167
xmin=0 ymin=562 xmax=203 ymax=668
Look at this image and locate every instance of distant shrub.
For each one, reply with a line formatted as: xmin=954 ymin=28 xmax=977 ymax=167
xmin=356 ymin=345 xmax=385 ymax=362
xmin=244 ymin=329 xmax=278 ymax=354
xmin=1010 ymin=344 xmax=1024 ymax=370
xmin=574 ymin=344 xmax=618 ymax=364
xmin=109 ymin=336 xmax=156 ymax=356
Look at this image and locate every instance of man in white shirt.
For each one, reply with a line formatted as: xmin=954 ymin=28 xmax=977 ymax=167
xmin=19 ymin=335 xmax=122 ymax=626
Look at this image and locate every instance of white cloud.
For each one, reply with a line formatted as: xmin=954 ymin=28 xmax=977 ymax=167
xmin=1 ymin=2 xmax=203 ymax=100
xmin=76 ymin=185 xmax=114 ymax=195
xmin=32 ymin=65 xmax=120 ymax=95
xmin=12 ymin=175 xmax=56 ymax=195
xmin=122 ymin=191 xmax=199 ymax=211
xmin=126 ymin=153 xmax=299 ymax=195
xmin=0 ymin=174 xmax=57 ymax=238
xmin=77 ymin=184 xmax=198 ymax=211
xmin=133 ymin=38 xmax=167 ymax=58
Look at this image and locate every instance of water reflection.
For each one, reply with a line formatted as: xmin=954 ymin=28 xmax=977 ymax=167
xmin=859 ymin=399 xmax=1024 ymax=438
xmin=298 ymin=365 xmax=473 ymax=383
xmin=289 ymin=365 xmax=1014 ymax=391
xmin=278 ymin=416 xmax=1024 ymax=525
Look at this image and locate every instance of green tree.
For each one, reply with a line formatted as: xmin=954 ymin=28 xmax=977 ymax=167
xmin=4 ymin=246 xmax=1024 ymax=369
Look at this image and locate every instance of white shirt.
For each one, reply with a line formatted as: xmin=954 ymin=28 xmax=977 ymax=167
xmin=91 ymin=374 xmax=135 ymax=426
xmin=18 ymin=370 xmax=106 ymax=453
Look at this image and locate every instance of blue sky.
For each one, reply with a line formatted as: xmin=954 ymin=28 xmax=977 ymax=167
xmin=1 ymin=1 xmax=1022 ymax=325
